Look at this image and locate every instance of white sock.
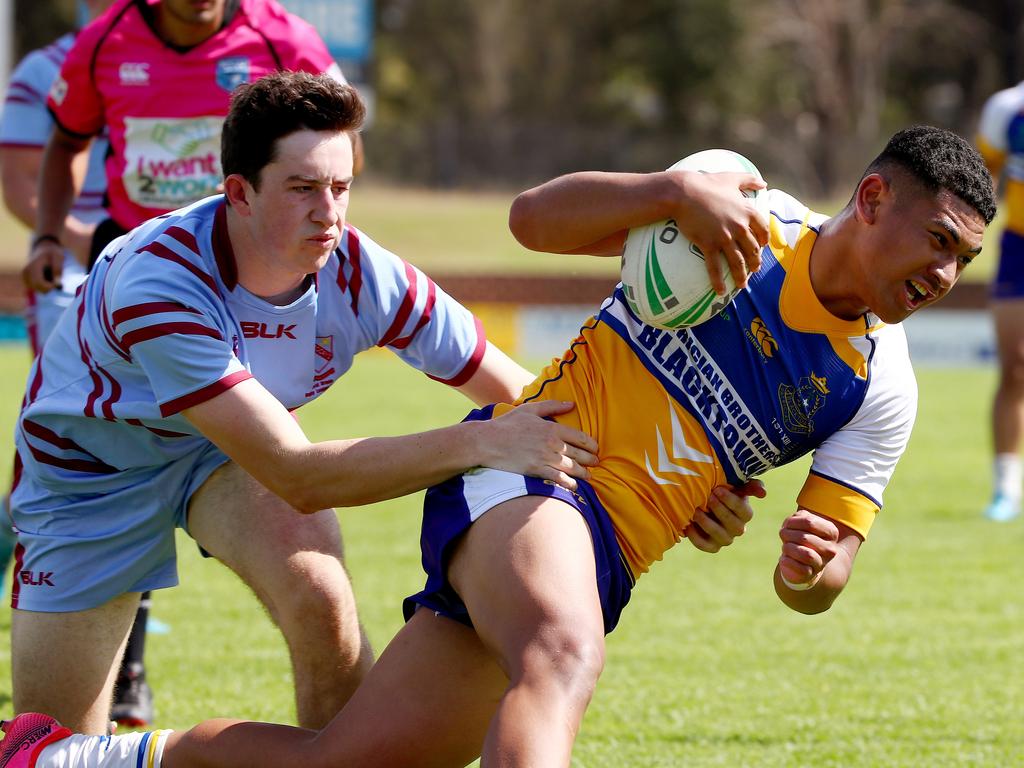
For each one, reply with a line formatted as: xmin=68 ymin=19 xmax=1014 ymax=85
xmin=36 ymin=730 xmax=172 ymax=768
xmin=993 ymin=453 xmax=1022 ymax=501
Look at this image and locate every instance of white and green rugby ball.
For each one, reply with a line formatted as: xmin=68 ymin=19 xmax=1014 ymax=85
xmin=620 ymin=149 xmax=768 ymax=330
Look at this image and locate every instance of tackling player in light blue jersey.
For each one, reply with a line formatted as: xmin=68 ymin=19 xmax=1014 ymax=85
xmin=2 ymin=71 xmax=610 ymax=740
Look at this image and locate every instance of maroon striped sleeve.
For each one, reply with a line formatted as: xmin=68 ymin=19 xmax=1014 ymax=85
xmin=140 ymin=241 xmax=219 ymax=294
xmin=389 ymin=278 xmax=437 ymax=350
xmin=159 ymin=370 xmax=253 ymax=416
xmin=164 ymin=226 xmax=200 ymax=255
xmin=120 ymin=322 xmax=223 ymax=352
xmin=377 ymin=262 xmax=419 ymax=348
xmin=111 ymin=301 xmax=200 ymax=328
xmin=426 ymin=316 xmax=487 ymax=387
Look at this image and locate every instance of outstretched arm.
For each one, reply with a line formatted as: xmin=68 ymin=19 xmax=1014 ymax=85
xmin=184 ymin=377 xmax=599 ymax=512
xmin=773 ymin=509 xmax=863 ymax=614
xmin=509 ymin=169 xmax=768 ymax=293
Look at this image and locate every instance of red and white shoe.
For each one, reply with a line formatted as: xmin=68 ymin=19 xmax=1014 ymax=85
xmin=0 ymin=714 xmax=71 ymax=768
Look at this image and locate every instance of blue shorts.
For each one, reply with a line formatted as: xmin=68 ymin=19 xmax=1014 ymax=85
xmin=404 ymin=431 xmax=635 ymax=635
xmin=9 ymin=441 xmax=230 ymax=612
xmin=992 ymin=230 xmax=1024 ymax=300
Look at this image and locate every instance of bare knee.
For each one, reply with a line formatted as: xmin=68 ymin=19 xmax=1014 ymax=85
xmin=265 ymin=552 xmax=356 ymax=624
xmin=512 ymin=627 xmax=605 ymax=707
xmin=998 ymin=360 xmax=1024 ymax=398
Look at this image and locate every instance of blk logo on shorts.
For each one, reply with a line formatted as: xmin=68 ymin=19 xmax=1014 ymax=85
xmin=19 ymin=569 xmax=55 ymax=587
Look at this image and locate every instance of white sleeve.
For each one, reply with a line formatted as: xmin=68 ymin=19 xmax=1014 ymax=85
xmin=799 ymin=324 xmax=917 ymax=537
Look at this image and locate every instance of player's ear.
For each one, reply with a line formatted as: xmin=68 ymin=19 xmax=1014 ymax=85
xmin=223 ymin=174 xmax=254 ymax=215
xmin=854 ymin=173 xmax=888 ymax=225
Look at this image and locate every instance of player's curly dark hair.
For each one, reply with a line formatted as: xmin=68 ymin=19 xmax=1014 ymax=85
xmin=221 ymin=70 xmax=365 ymax=189
xmin=863 ymin=125 xmax=996 ymax=224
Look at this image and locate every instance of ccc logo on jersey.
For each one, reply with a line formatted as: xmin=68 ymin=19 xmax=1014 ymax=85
xmin=746 ymin=317 xmax=778 ymax=359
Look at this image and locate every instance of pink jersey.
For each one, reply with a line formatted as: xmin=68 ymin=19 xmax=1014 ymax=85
xmin=47 ymin=0 xmax=341 ymax=230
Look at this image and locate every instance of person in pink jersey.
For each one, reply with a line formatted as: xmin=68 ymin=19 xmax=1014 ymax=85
xmin=24 ymin=0 xmax=359 ymax=295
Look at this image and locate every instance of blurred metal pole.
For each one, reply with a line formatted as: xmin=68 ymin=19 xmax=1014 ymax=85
xmin=0 ymin=0 xmax=11 ymax=97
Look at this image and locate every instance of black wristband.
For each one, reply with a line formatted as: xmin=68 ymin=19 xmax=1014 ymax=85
xmin=31 ymin=233 xmax=62 ymax=249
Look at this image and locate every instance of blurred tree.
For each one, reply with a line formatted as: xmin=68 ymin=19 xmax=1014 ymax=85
xmin=14 ymin=0 xmax=76 ymax=61
xmin=12 ymin=0 xmax=1015 ymax=196
xmin=738 ymin=0 xmax=994 ymax=196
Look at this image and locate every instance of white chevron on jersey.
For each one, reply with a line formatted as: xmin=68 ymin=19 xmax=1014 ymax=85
xmin=645 ymin=399 xmax=713 ymax=485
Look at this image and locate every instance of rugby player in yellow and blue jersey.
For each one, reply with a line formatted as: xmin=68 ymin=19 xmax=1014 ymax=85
xmin=976 ymin=83 xmax=1024 ymax=521
xmin=0 ymin=126 xmax=996 ymax=768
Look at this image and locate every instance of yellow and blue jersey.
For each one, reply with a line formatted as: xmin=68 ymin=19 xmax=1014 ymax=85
xmin=977 ymin=82 xmax=1024 ymax=297
xmin=509 ymin=189 xmax=917 ymax=577
xmin=978 ymin=82 xmax=1024 ymax=234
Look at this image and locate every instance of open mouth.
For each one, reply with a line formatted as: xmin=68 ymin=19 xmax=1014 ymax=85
xmin=904 ymin=279 xmax=933 ymax=309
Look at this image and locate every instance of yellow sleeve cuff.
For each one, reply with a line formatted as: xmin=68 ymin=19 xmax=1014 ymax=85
xmin=797 ymin=473 xmax=879 ymax=539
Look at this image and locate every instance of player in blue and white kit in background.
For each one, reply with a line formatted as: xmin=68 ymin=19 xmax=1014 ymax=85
xmin=975 ymin=81 xmax=1024 ymax=522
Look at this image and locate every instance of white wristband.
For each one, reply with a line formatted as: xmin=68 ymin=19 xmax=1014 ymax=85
xmin=780 ymin=572 xmax=820 ymax=591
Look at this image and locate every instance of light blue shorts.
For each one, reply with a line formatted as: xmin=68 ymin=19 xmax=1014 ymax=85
xmin=9 ymin=440 xmax=230 ymax=612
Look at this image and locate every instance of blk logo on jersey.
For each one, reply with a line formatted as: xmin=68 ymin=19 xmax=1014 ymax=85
xmin=778 ymin=373 xmax=829 ymax=434
xmin=241 ymin=321 xmax=297 ymax=339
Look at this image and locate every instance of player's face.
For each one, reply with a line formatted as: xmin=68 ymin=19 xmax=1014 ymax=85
xmin=246 ymin=129 xmax=354 ymax=279
xmin=160 ymin=0 xmax=226 ymax=28
xmin=862 ymin=184 xmax=985 ymax=324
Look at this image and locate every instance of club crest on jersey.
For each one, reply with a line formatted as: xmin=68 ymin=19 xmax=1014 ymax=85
xmin=216 ymin=57 xmax=251 ymax=92
xmin=314 ymin=335 xmax=335 ymax=378
xmin=778 ymin=372 xmax=829 ymax=434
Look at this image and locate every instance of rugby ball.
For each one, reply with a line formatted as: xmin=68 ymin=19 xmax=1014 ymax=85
xmin=620 ymin=149 xmax=768 ymax=330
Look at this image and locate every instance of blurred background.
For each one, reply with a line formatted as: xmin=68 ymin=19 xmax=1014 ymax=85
xmin=3 ymin=0 xmax=1022 ymax=196
xmin=0 ymin=0 xmax=1019 ymax=361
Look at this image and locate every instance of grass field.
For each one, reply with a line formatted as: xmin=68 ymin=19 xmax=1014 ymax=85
xmin=0 ymin=345 xmax=1020 ymax=767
